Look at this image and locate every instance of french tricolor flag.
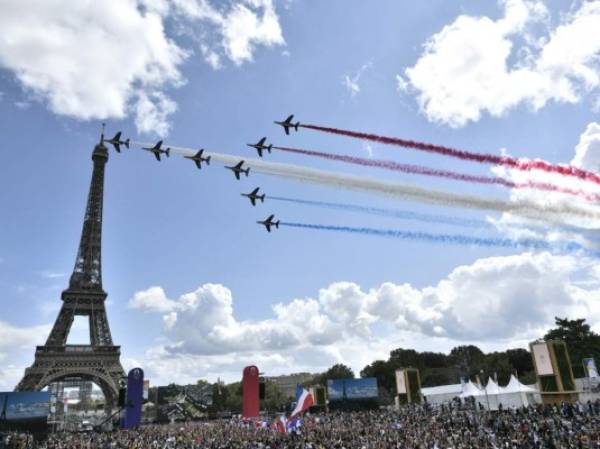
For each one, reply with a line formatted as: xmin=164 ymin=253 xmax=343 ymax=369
xmin=289 ymin=384 xmax=314 ymax=419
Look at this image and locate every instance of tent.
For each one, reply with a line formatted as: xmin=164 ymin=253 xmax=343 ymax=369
xmin=459 ymin=380 xmax=482 ymax=398
xmin=498 ymin=374 xmax=538 ymax=408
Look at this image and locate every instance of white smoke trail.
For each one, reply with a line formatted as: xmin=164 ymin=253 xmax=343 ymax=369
xmin=130 ymin=141 xmax=600 ymax=225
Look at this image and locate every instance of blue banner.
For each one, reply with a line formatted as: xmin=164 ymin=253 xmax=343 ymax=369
xmin=122 ymin=368 xmax=144 ymax=429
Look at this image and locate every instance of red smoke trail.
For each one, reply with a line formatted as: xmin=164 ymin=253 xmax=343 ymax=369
xmin=274 ymin=146 xmax=600 ymax=202
xmin=299 ymin=124 xmax=600 ymax=186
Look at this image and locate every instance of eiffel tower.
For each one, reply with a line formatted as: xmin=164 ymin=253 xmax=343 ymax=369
xmin=16 ymin=132 xmax=125 ymax=412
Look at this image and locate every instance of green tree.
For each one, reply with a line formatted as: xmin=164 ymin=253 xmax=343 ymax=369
xmin=544 ymin=317 xmax=600 ymax=378
xmin=449 ymin=345 xmax=485 ymax=379
xmin=313 ymin=363 xmax=355 ymax=385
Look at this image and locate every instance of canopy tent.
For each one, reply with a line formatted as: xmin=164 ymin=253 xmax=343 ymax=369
xmin=498 ymin=374 xmax=538 ymax=407
xmin=459 ymin=380 xmax=482 ymax=398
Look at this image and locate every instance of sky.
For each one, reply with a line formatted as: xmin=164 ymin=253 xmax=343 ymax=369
xmin=1 ymin=0 xmax=600 ymax=390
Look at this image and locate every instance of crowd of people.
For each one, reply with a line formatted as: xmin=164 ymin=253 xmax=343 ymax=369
xmin=2 ymin=400 xmax=600 ymax=449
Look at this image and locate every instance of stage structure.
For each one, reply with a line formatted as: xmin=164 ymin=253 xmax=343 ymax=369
xmin=530 ymin=340 xmax=578 ymax=404
xmin=15 ymin=134 xmax=125 ymax=413
xmin=395 ymin=368 xmax=422 ymax=405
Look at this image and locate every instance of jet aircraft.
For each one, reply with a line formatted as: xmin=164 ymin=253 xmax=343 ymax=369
xmin=105 ymin=132 xmax=129 ymax=153
xmin=247 ymin=137 xmax=272 ymax=157
xmin=226 ymin=161 xmax=250 ymax=180
xmin=142 ymin=141 xmax=170 ymax=161
xmin=184 ymin=149 xmax=211 ymax=169
xmin=242 ymin=187 xmax=265 ymax=206
xmin=274 ymin=114 xmax=300 ymax=135
xmin=257 ymin=214 xmax=280 ymax=232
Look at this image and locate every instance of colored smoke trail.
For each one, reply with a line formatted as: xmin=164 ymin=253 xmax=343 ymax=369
xmin=280 ymin=222 xmax=593 ymax=256
xmin=268 ymin=196 xmax=488 ymax=229
xmin=131 ymin=141 xmax=600 ymax=225
xmin=300 ymin=124 xmax=600 ymax=186
xmin=269 ymin=195 xmax=600 ymax=242
xmin=274 ymin=146 xmax=600 ymax=202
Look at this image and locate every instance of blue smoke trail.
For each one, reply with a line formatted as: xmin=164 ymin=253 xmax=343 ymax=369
xmin=268 ymin=196 xmax=489 ymax=229
xmin=279 ymin=222 xmax=595 ymax=256
xmin=268 ymin=195 xmax=600 ymax=242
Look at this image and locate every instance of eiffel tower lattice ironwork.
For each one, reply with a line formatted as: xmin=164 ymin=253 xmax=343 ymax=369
xmin=16 ymin=134 xmax=125 ymax=412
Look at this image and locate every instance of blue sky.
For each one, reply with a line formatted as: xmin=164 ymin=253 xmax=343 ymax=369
xmin=1 ymin=0 xmax=600 ymax=389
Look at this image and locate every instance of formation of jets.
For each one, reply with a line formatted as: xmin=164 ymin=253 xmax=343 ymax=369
xmin=274 ymin=114 xmax=300 ymax=135
xmin=142 ymin=141 xmax=171 ymax=161
xmin=257 ymin=214 xmax=280 ymax=232
xmin=107 ymin=114 xmax=297 ymax=232
xmin=184 ymin=149 xmax=211 ymax=169
xmin=242 ymin=187 xmax=265 ymax=206
xmin=226 ymin=160 xmax=250 ymax=180
xmin=105 ymin=132 xmax=130 ymax=153
xmin=247 ymin=137 xmax=272 ymax=157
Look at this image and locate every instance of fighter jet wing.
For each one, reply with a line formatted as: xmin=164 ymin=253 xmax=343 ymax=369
xmin=234 ymin=171 xmax=240 ymax=180
xmin=154 ymin=152 xmax=161 ymax=162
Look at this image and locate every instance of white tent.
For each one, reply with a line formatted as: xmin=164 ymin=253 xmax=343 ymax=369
xmin=498 ymin=374 xmax=538 ymax=408
xmin=459 ymin=380 xmax=482 ymax=398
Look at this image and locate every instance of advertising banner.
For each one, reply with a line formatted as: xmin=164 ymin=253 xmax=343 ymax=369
xmin=395 ymin=370 xmax=407 ymax=394
xmin=122 ymin=368 xmax=144 ymax=429
xmin=532 ymin=343 xmax=554 ymax=376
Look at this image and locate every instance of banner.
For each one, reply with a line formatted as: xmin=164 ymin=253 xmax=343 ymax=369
xmin=395 ymin=370 xmax=407 ymax=394
xmin=532 ymin=343 xmax=554 ymax=375
xmin=583 ymin=358 xmax=599 ymax=378
xmin=122 ymin=368 xmax=144 ymax=429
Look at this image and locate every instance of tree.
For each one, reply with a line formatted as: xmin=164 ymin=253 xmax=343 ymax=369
xmin=313 ymin=363 xmax=355 ymax=385
xmin=449 ymin=345 xmax=485 ymax=379
xmin=544 ymin=317 xmax=600 ymax=378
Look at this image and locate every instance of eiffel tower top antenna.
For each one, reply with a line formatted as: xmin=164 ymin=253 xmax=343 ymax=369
xmin=100 ymin=122 xmax=106 ymax=144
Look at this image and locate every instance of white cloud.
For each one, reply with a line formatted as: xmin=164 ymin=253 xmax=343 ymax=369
xmin=404 ymin=0 xmax=600 ymax=127
xmin=0 ymin=321 xmax=52 ymax=390
xmin=0 ymin=0 xmax=187 ymax=136
xmin=129 ymin=285 xmax=181 ymax=312
xmin=342 ymin=62 xmax=372 ymax=97
xmin=171 ymin=0 xmax=285 ymax=67
xmin=130 ymin=251 xmax=600 ymax=383
xmin=0 ymin=0 xmax=286 ymax=135
xmin=572 ymin=122 xmax=600 ymax=172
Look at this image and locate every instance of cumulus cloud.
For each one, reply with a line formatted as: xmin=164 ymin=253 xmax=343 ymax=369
xmin=403 ymin=0 xmax=600 ymax=127
xmin=0 ymin=321 xmax=52 ymax=390
xmin=0 ymin=0 xmax=187 ymax=136
xmin=130 ymin=251 xmax=600 ymax=382
xmin=0 ymin=0 xmax=285 ymax=135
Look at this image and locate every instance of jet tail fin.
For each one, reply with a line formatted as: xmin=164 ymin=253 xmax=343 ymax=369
xmin=206 ymin=156 xmax=211 ymax=165
xmin=267 ymin=145 xmax=272 ymax=153
xmin=260 ymin=195 xmax=265 ymax=203
xmin=245 ymin=168 xmax=250 ymax=176
xmin=124 ymin=139 xmax=130 ymax=149
xmin=275 ymin=221 xmax=280 ymax=229
xmin=166 ymin=148 xmax=171 ymax=158
xmin=294 ymin=123 xmax=299 ymax=131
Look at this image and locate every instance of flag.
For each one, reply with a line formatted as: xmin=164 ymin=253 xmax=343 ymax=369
xmin=289 ymin=384 xmax=314 ymax=419
xmin=273 ymin=415 xmax=287 ymax=433
xmin=286 ymin=417 xmax=302 ymax=433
